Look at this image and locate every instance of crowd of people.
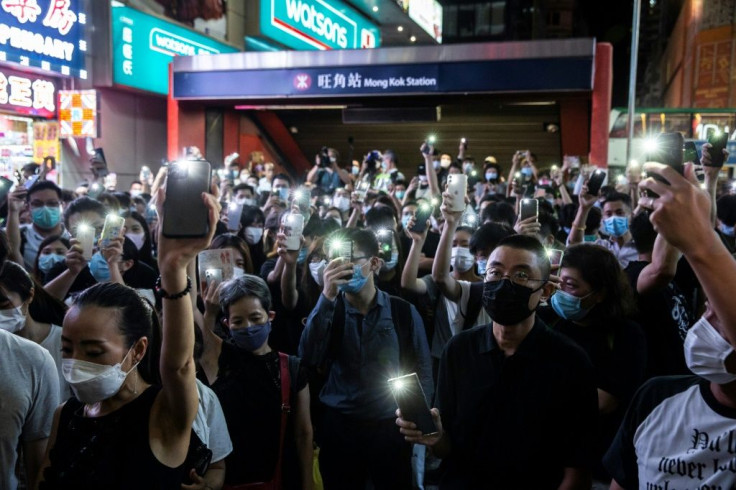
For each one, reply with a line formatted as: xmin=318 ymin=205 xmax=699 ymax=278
xmin=1 ymin=138 xmax=736 ymax=490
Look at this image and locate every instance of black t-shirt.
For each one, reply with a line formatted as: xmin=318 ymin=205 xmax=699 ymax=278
xmin=210 ymin=343 xmax=307 ymax=487
xmin=625 ymin=260 xmax=692 ymax=377
xmin=436 ymin=319 xmax=598 ymax=489
xmin=260 ymin=258 xmax=305 ymax=355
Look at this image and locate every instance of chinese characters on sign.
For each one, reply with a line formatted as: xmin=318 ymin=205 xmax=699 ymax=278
xmin=0 ymin=0 xmax=85 ymax=77
xmin=0 ymin=66 xmax=56 ymax=117
xmin=32 ymin=120 xmax=59 ymax=163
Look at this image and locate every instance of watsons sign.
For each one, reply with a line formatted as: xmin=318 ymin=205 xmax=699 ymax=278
xmin=112 ymin=4 xmax=237 ymax=95
xmin=261 ymin=0 xmax=380 ymax=50
xmin=0 ymin=0 xmax=86 ymax=78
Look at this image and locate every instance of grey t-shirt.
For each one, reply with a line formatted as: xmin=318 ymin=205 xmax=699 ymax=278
xmin=0 ymin=329 xmax=59 ymax=489
xmin=39 ymin=325 xmax=72 ymax=401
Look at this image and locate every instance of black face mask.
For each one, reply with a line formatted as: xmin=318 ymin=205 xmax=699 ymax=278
xmin=482 ymin=279 xmax=545 ymax=326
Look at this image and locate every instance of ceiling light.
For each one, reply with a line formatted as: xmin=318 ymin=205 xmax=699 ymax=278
xmin=397 ymin=26 xmax=404 ymax=32
xmin=410 ymin=35 xmax=417 ymax=42
xmin=372 ymin=5 xmax=378 ymax=12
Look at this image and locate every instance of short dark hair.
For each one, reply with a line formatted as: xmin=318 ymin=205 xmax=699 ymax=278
xmin=272 ymin=173 xmax=293 ymax=187
xmin=328 ymin=228 xmax=379 ymax=259
xmin=365 ymin=205 xmax=396 ymax=230
xmin=537 ymin=211 xmax=559 ymax=239
xmin=494 ymin=234 xmax=551 ymax=279
xmin=233 ymin=183 xmax=254 ymax=195
xmin=585 ymin=206 xmax=602 ymax=233
xmin=240 ymin=205 xmax=265 ymax=229
xmin=63 ymin=196 xmax=107 ymax=229
xmin=481 ymin=201 xmax=516 ymax=228
xmin=219 ymin=274 xmax=272 ymax=318
xmin=630 ymin=211 xmax=657 ymax=254
xmin=717 ymin=195 xmax=736 ymax=227
xmin=603 ymin=192 xmax=632 ymax=209
xmin=27 ymin=180 xmax=62 ymax=201
xmin=470 ymin=222 xmax=515 ymax=256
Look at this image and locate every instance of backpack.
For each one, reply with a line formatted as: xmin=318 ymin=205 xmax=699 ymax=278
xmin=461 ymin=281 xmax=485 ymax=331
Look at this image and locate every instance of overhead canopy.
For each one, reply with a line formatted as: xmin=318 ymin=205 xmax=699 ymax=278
xmin=172 ymin=38 xmax=596 ymax=101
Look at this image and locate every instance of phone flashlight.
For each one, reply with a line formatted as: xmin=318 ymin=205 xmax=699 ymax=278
xmin=643 ymin=137 xmax=659 ymax=153
xmin=390 ymin=378 xmax=406 ymax=391
xmin=461 ymin=138 xmax=466 ymax=144
xmin=551 ymin=165 xmax=559 ymax=171
xmin=428 ymin=135 xmax=436 ymax=144
xmin=515 ymin=172 xmax=521 ymax=178
xmin=323 ymin=196 xmax=331 ymax=205
xmin=430 ymin=197 xmax=439 ymax=206
xmin=229 ymin=202 xmax=239 ymax=211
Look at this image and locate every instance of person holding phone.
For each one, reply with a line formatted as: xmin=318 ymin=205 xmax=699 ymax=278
xmin=397 ymin=234 xmax=598 ymax=489
xmin=37 ymin=187 xmax=220 ymax=488
xmin=299 ymin=228 xmax=432 ymax=490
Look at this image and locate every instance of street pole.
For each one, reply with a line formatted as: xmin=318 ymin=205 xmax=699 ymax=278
xmin=626 ymin=0 xmax=642 ymax=166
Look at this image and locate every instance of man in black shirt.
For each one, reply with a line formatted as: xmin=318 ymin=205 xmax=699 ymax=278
xmin=398 ymin=234 xmax=598 ymax=489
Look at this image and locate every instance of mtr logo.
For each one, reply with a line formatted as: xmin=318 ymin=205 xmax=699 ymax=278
xmin=293 ymin=73 xmax=311 ymax=90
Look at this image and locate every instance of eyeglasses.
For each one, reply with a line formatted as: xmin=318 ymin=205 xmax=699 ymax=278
xmin=30 ymin=200 xmax=60 ymax=209
xmin=486 ymin=269 xmax=546 ymax=287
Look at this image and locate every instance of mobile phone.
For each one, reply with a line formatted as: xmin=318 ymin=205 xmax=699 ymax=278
xmin=100 ymin=214 xmax=125 ymax=248
xmin=163 ymin=160 xmax=212 ymax=238
xmin=292 ymin=187 xmax=311 ymax=216
xmin=447 ymin=174 xmax=467 ymax=212
xmin=0 ymin=176 xmax=13 ymax=203
xmin=281 ymin=212 xmax=304 ymax=251
xmin=204 ymin=268 xmax=223 ymax=289
xmin=513 ymin=172 xmax=524 ymax=195
xmin=547 ymin=249 xmax=564 ymax=268
xmin=656 ymin=132 xmax=685 ymax=175
xmin=586 ymin=169 xmax=607 ymax=196
xmin=416 ymin=164 xmax=426 ymax=176
xmin=88 ymin=182 xmax=103 ymax=199
xmin=23 ymin=173 xmax=39 ymax=190
xmin=421 ymin=143 xmax=430 ymax=156
xmin=328 ymin=237 xmax=353 ymax=262
xmin=375 ymin=229 xmax=394 ymax=261
xmin=520 ymin=198 xmax=538 ymax=221
xmin=226 ymin=202 xmax=243 ymax=232
xmin=411 ymin=202 xmax=433 ymax=234
xmin=75 ymin=224 xmax=95 ymax=261
xmin=707 ymin=131 xmax=728 ymax=167
xmin=388 ymin=373 xmax=437 ymax=436
xmin=461 ymin=137 xmax=468 ymax=150
xmin=683 ymin=141 xmax=699 ymax=165
xmin=355 ymin=181 xmax=370 ymax=203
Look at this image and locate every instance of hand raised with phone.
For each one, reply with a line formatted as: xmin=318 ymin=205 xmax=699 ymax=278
xmin=405 ymin=215 xmax=429 ymax=242
xmin=64 ymin=238 xmax=88 ymax=276
xmin=276 ymin=231 xmax=304 ymax=265
xmin=322 ymin=258 xmax=354 ymax=301
xmin=396 ymin=408 xmax=443 ymax=446
xmin=440 ymin=191 xmax=465 ymax=225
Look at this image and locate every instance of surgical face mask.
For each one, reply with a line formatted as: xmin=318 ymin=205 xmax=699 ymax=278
xmin=130 ymin=190 xmax=142 ymax=198
xmin=451 ymin=247 xmax=475 ymax=273
xmin=520 ymin=167 xmax=533 ymax=178
xmin=297 ymin=247 xmax=308 ymax=264
xmin=233 ymin=267 xmax=245 ymax=278
xmin=602 ymin=216 xmax=629 ymax=237
xmin=684 ymin=316 xmax=736 ymax=384
xmin=89 ymin=252 xmax=111 ymax=283
xmin=395 ymin=190 xmax=406 ymax=200
xmin=39 ymin=253 xmax=66 ymax=275
xmin=31 ymin=206 xmax=61 ymax=229
xmin=485 ymin=171 xmax=497 ymax=182
xmin=334 ymin=196 xmax=351 ymax=212
xmin=244 ymin=227 xmax=264 ymax=245
xmin=126 ymin=232 xmax=146 ymax=250
xmin=339 ymin=263 xmax=370 ymax=294
xmin=477 ymin=258 xmax=488 ymax=276
xmin=550 ymin=290 xmax=593 ymax=321
xmin=62 ymin=348 xmax=139 ymax=404
xmin=720 ymin=223 xmax=735 ymax=237
xmin=236 ymin=196 xmax=255 ymax=207
xmin=401 ymin=214 xmax=412 ymax=229
xmin=309 ymin=260 xmax=326 ymax=286
xmin=482 ymin=279 xmax=544 ymax=326
xmin=274 ymin=187 xmax=289 ymax=201
xmin=0 ymin=305 xmax=25 ymax=333
xmin=381 ymin=161 xmax=389 ymax=171
xmin=381 ymin=251 xmax=399 ymax=272
xmin=583 ymin=234 xmax=598 ymax=243
xmin=231 ymin=322 xmax=272 ymax=352
xmin=440 ymin=158 xmax=451 ymax=169
xmin=352 ymin=166 xmax=360 ymax=176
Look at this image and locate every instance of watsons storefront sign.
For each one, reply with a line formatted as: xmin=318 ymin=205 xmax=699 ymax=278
xmin=261 ymin=0 xmax=380 ymax=50
xmin=112 ymin=3 xmax=237 ymax=95
xmin=0 ymin=0 xmax=86 ymax=78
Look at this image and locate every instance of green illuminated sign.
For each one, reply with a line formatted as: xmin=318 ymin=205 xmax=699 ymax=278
xmin=112 ymin=4 xmax=237 ymax=95
xmin=260 ymin=0 xmax=380 ymax=50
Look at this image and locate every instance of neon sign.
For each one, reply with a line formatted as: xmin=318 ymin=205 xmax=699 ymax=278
xmin=0 ymin=66 xmax=56 ymax=117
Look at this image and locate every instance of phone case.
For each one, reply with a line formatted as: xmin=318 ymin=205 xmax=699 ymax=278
xmin=411 ymin=205 xmax=433 ymax=233
xmin=76 ymin=226 xmax=95 ymax=261
xmin=520 ymin=199 xmax=538 ymax=221
xmin=656 ymin=132 xmax=684 ymax=174
xmin=198 ymin=249 xmax=234 ymax=287
xmin=389 ymin=373 xmax=437 ymax=436
xmin=163 ymin=160 xmax=212 ymax=238
xmin=447 ymin=174 xmax=467 ymax=212
xmin=282 ymin=213 xmax=304 ymax=251
xmin=328 ymin=239 xmax=353 ymax=262
xmin=708 ymin=132 xmax=728 ymax=167
xmin=100 ymin=214 xmax=125 ymax=248
xmin=587 ymin=170 xmax=607 ymax=196
xmin=226 ymin=203 xmax=243 ymax=232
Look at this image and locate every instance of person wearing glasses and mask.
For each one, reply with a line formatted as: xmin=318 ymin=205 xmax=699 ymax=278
xmin=398 ymin=234 xmax=598 ymax=489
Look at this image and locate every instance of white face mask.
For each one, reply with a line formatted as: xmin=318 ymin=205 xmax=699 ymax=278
xmin=125 ymin=232 xmax=146 ymax=250
xmin=684 ymin=316 xmax=736 ymax=384
xmin=244 ymin=226 xmax=264 ymax=245
xmin=451 ymin=247 xmax=475 ymax=273
xmin=62 ymin=348 xmax=139 ymax=404
xmin=233 ymin=266 xmax=245 ymax=278
xmin=309 ymin=259 xmax=326 ymax=286
xmin=0 ymin=305 xmax=25 ymax=333
xmin=333 ymin=196 xmax=351 ymax=212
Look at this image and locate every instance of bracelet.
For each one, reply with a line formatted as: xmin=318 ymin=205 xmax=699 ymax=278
xmin=155 ymin=275 xmax=192 ymax=300
xmin=573 ymin=226 xmax=586 ymax=232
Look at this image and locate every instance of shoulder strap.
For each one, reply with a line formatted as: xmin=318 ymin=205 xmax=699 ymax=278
xmin=462 ymin=281 xmax=485 ymax=331
xmin=273 ymin=352 xmax=291 ymax=488
xmin=389 ymin=295 xmax=417 ymax=374
xmin=325 ymin=293 xmax=346 ymax=363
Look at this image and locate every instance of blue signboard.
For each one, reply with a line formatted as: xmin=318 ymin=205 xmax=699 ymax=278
xmin=173 ymin=58 xmax=593 ymax=99
xmin=260 ymin=0 xmax=380 ymax=50
xmin=0 ymin=0 xmax=86 ymax=78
